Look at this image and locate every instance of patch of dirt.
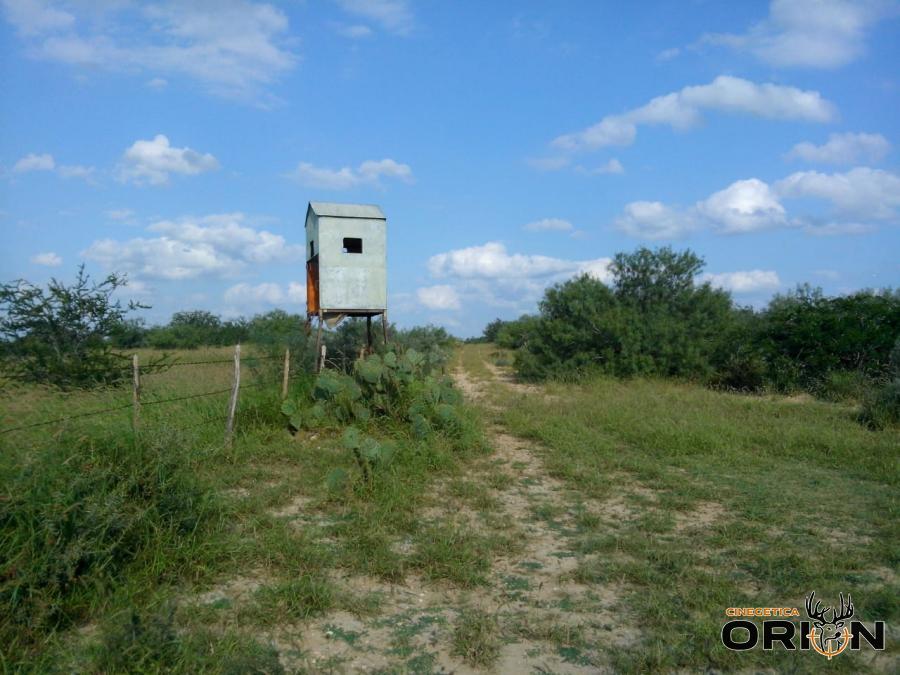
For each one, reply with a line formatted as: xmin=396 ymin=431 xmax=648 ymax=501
xmin=483 ymin=360 xmax=543 ymax=396
xmin=673 ymin=500 xmax=726 ymax=533
xmin=268 ymin=494 xmax=313 ymax=518
xmin=451 ymin=365 xmax=499 ymax=413
xmin=222 ymin=487 xmax=250 ymax=499
xmin=589 ymin=494 xmax=640 ymax=523
xmin=194 ymin=572 xmax=269 ymax=607
xmin=869 ymin=566 xmax=899 ymax=586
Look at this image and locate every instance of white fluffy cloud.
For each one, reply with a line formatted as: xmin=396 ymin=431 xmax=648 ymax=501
xmin=335 ymin=0 xmax=413 ymax=35
xmin=787 ymin=132 xmax=891 ymax=165
xmin=84 ymin=213 xmax=302 ymax=280
xmin=11 ymin=152 xmax=95 ymax=181
xmin=13 ymin=152 xmax=54 ymax=172
xmin=2 ymin=0 xmax=296 ymax=99
xmin=593 ymin=158 xmax=624 ymax=175
xmin=775 ymin=167 xmax=900 ymax=220
xmin=427 ymin=241 xmax=611 ymax=309
xmin=3 ymin=0 xmax=72 ymax=35
xmin=701 ymin=270 xmax=782 ymax=293
xmin=224 ymin=281 xmax=305 ymax=308
xmin=288 ymin=158 xmax=413 ymax=190
xmin=571 ymin=159 xmax=626 ymax=176
xmin=552 ymin=76 xmax=835 ymax=152
xmin=523 ymin=218 xmax=574 ymax=232
xmin=30 ymin=251 xmax=61 ymax=266
xmin=615 ymin=202 xmax=698 ymax=240
xmin=417 ymin=285 xmax=461 ymax=310
xmin=57 ymin=164 xmax=95 ymax=181
xmin=118 ymin=135 xmax=219 ymax=185
xmin=428 ymin=242 xmax=606 ymax=281
xmin=616 ymin=166 xmax=900 ymax=240
xmin=696 ymin=178 xmax=788 ymax=233
xmin=421 ymin=242 xmax=612 ymax=313
xmin=702 ymin=0 xmax=893 ymax=68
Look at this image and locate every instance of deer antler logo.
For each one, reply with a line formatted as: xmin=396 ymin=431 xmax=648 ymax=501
xmin=805 ymin=591 xmax=853 ymax=660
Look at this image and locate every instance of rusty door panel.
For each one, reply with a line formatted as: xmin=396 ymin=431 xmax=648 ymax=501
xmin=306 ymin=257 xmax=319 ymax=314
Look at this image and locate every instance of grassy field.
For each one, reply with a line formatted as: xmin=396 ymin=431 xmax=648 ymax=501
xmin=1 ymin=344 xmax=897 ymax=672
xmin=463 ymin=343 xmax=898 ymax=672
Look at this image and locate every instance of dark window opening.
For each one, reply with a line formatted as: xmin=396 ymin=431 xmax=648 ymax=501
xmin=342 ymin=237 xmax=363 ymax=254
xmin=309 ymin=240 xmax=316 ymax=258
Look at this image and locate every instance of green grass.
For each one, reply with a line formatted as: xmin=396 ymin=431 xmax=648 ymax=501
xmin=4 ymin=343 xmax=897 ymax=672
xmin=411 ymin=523 xmax=494 ymax=587
xmin=0 ymin=347 xmax=493 ymax=670
xmin=451 ymin=608 xmax=501 ymax=668
xmin=498 ymin=371 xmax=899 ymax=673
xmin=249 ymin=576 xmax=336 ymax=623
xmin=89 ymin=607 xmax=285 ymax=674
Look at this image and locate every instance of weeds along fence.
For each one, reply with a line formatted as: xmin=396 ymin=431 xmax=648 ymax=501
xmin=0 ymin=345 xmax=302 ymax=447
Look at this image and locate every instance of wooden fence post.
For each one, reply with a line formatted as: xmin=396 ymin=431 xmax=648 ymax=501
xmin=132 ymin=354 xmax=141 ymax=434
xmin=314 ymin=310 xmax=324 ymax=374
xmin=225 ymin=344 xmax=241 ymax=446
xmin=281 ymin=347 xmax=290 ymax=399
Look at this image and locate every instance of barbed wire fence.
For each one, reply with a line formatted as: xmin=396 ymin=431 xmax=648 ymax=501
xmin=0 ymin=346 xmax=297 ymax=445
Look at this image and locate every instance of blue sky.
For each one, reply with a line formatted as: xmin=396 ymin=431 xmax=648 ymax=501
xmin=1 ymin=0 xmax=899 ymax=337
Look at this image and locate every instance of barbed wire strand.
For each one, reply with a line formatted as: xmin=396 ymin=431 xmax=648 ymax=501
xmin=0 ymin=381 xmax=276 ymax=435
xmin=0 ymin=402 xmax=135 ymax=435
xmin=156 ymin=355 xmax=282 ymax=368
xmin=141 ymin=387 xmax=233 ymax=407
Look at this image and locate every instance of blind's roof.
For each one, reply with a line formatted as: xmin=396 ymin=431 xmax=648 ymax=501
xmin=308 ymin=202 xmax=385 ymax=219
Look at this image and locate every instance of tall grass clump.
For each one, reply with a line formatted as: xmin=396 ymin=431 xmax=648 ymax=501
xmin=0 ymin=428 xmax=221 ymax=664
xmin=858 ymin=339 xmax=900 ymax=429
xmin=89 ymin=607 xmax=284 ymax=674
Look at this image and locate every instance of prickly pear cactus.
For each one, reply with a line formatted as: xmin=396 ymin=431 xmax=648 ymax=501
xmin=281 ymin=345 xmax=465 ymax=439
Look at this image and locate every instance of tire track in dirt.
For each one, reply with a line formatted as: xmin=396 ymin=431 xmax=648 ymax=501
xmin=192 ymin=358 xmax=637 ymax=672
xmin=447 ymin=361 xmax=638 ymax=670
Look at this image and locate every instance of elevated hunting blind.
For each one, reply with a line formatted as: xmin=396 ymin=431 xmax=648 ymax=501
xmin=305 ymin=201 xmax=388 ymax=369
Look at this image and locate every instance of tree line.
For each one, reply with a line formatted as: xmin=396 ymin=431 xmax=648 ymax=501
xmin=0 ymin=265 xmax=454 ymax=389
xmin=481 ymin=247 xmax=900 ymax=429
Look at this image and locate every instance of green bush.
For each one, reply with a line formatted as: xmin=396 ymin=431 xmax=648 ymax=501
xmin=752 ymin=285 xmax=900 ymax=392
xmin=394 ymin=325 xmax=455 ymax=353
xmin=321 ymin=319 xmax=455 ymax=372
xmin=708 ymin=349 xmax=768 ymax=392
xmin=494 ymin=248 xmax=899 ymax=421
xmin=513 ymin=248 xmax=733 ymax=381
xmin=496 ymin=315 xmax=541 ymax=351
xmin=814 ymin=370 xmax=873 ymax=402
xmin=0 ymin=430 xmax=219 ymax=660
xmin=858 ymin=379 xmax=900 ymax=430
xmin=857 ymin=338 xmax=900 ymax=429
xmin=0 ymin=266 xmax=146 ymax=387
